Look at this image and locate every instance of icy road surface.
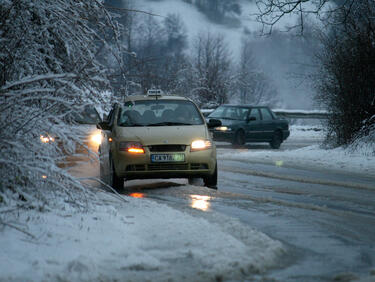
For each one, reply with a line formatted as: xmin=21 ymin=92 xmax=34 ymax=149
xmin=2 ymin=126 xmax=374 ymax=281
xmin=118 ymin=129 xmax=375 ymax=281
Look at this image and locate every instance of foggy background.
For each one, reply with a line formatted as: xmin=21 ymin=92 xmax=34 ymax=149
xmin=105 ymin=0 xmax=323 ymax=110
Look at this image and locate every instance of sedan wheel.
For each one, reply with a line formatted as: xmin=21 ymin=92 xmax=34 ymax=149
xmin=232 ymin=130 xmax=245 ymax=146
xmin=110 ymin=159 xmax=124 ymax=191
xmin=203 ymin=162 xmax=218 ymax=189
xmin=270 ymin=131 xmax=282 ymax=149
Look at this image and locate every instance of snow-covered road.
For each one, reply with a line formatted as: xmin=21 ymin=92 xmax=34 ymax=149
xmin=1 ymin=126 xmax=375 ymax=281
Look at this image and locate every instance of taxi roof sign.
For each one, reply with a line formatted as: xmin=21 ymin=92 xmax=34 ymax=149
xmin=147 ymin=89 xmax=163 ymax=96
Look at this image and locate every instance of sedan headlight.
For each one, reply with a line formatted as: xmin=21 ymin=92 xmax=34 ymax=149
xmin=215 ymin=126 xmax=231 ymax=131
xmin=191 ymin=139 xmax=212 ymax=151
xmin=119 ymin=141 xmax=145 ymax=154
xmin=90 ymin=131 xmax=102 ymax=146
xmin=40 ymin=134 xmax=55 ymax=143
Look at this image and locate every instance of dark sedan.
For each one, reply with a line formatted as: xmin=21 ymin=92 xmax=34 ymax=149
xmin=207 ymin=105 xmax=290 ymax=149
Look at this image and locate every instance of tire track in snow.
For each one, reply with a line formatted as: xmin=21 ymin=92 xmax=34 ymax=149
xmin=220 ymin=164 xmax=375 ymax=191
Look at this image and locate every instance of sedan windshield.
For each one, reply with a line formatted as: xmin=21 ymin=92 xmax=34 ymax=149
xmin=208 ymin=106 xmax=249 ymax=121
xmin=117 ymin=100 xmax=204 ymax=127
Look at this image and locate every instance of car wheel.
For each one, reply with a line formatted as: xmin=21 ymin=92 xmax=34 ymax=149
xmin=203 ymin=162 xmax=218 ymax=189
xmin=232 ymin=130 xmax=245 ymax=146
xmin=270 ymin=131 xmax=282 ymax=149
xmin=99 ymin=152 xmax=110 ymax=188
xmin=109 ymin=159 xmax=123 ymax=192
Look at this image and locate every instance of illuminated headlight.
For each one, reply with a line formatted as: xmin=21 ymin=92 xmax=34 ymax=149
xmin=90 ymin=132 xmax=102 ymax=145
xmin=215 ymin=126 xmax=231 ymax=131
xmin=40 ymin=134 xmax=55 ymax=143
xmin=119 ymin=141 xmax=145 ymax=154
xmin=191 ymin=139 xmax=212 ymax=151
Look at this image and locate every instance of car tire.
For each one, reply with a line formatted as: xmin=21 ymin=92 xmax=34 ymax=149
xmin=270 ymin=131 xmax=282 ymax=149
xmin=203 ymin=162 xmax=218 ymax=189
xmin=110 ymin=159 xmax=124 ymax=192
xmin=232 ymin=130 xmax=245 ymax=146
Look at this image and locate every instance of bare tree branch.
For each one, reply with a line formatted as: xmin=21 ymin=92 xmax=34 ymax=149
xmin=255 ymin=0 xmax=357 ymax=34
xmin=104 ymin=5 xmax=164 ymax=18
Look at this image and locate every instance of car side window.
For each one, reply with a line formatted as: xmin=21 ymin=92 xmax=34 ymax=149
xmin=260 ymin=108 xmax=273 ymax=121
xmin=239 ymin=108 xmax=250 ymax=120
xmin=249 ymin=109 xmax=260 ymax=121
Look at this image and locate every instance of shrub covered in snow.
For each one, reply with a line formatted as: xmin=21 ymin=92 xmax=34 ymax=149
xmin=347 ymin=117 xmax=375 ymax=156
xmin=316 ymin=1 xmax=375 ymax=147
xmin=0 ymin=0 xmax=121 ymax=209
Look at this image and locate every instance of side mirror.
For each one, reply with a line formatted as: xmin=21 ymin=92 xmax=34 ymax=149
xmin=97 ymin=121 xmax=111 ymax=131
xmin=207 ymin=119 xmax=222 ymax=128
xmin=247 ymin=116 xmax=256 ymax=122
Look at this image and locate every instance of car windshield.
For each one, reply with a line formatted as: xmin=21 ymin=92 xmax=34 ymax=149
xmin=208 ymin=106 xmax=249 ymax=121
xmin=71 ymin=105 xmax=101 ymax=124
xmin=117 ymin=100 xmax=204 ymax=127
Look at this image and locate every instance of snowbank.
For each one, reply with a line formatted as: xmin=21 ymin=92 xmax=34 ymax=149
xmin=0 ymin=191 xmax=284 ymax=281
xmin=219 ymin=140 xmax=375 ymax=179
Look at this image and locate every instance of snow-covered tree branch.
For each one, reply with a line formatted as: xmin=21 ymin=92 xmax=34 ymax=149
xmin=0 ymin=0 xmax=122 ymax=209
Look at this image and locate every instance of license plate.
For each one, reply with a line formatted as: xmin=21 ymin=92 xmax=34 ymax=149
xmin=151 ymin=153 xmax=185 ymax=163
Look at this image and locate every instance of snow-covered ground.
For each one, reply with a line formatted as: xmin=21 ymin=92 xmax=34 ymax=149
xmin=220 ymin=125 xmax=375 ymax=179
xmin=0 ymin=190 xmax=284 ymax=281
xmin=1 ymin=125 xmax=374 ymax=281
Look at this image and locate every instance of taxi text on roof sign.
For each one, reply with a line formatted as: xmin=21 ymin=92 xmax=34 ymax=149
xmin=147 ymin=89 xmax=163 ymax=96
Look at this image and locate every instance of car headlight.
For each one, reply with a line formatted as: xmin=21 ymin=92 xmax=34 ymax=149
xmin=119 ymin=141 xmax=145 ymax=154
xmin=215 ymin=126 xmax=231 ymax=131
xmin=191 ymin=139 xmax=212 ymax=151
xmin=90 ymin=132 xmax=102 ymax=145
xmin=40 ymin=134 xmax=55 ymax=143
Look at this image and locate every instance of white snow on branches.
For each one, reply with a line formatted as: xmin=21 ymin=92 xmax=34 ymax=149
xmin=0 ymin=0 xmax=121 ymax=209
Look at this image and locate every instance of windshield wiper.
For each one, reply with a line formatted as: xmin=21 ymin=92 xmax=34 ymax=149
xmin=146 ymin=122 xmax=193 ymax=126
xmin=118 ymin=123 xmax=145 ymax=127
xmin=218 ymin=117 xmax=238 ymax=120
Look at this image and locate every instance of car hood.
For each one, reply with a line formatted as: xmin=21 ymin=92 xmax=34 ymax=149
xmin=115 ymin=125 xmax=209 ymax=145
xmin=215 ymin=119 xmax=243 ymax=127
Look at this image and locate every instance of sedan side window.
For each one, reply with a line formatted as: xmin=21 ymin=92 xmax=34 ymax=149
xmin=239 ymin=108 xmax=250 ymax=120
xmin=260 ymin=108 xmax=273 ymax=121
xmin=249 ymin=109 xmax=260 ymax=120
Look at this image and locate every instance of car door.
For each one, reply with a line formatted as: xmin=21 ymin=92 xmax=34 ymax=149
xmin=244 ymin=108 xmax=263 ymax=141
xmin=99 ymin=107 xmax=116 ymax=184
xmin=259 ymin=107 xmax=275 ymax=140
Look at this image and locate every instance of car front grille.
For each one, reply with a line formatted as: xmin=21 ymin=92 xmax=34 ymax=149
xmin=148 ymin=163 xmax=189 ymax=171
xmin=148 ymin=145 xmax=186 ymax=152
xmin=190 ymin=163 xmax=208 ymax=170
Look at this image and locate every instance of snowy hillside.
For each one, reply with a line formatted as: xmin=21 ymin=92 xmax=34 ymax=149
xmin=132 ymin=0 xmax=322 ymax=109
xmin=136 ymin=0 xmax=256 ymax=57
xmin=135 ymin=0 xmax=308 ymax=56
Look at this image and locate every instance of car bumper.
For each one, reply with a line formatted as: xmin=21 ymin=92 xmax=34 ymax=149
xmin=211 ymin=131 xmax=234 ymax=142
xmin=113 ymin=146 xmax=216 ymax=180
